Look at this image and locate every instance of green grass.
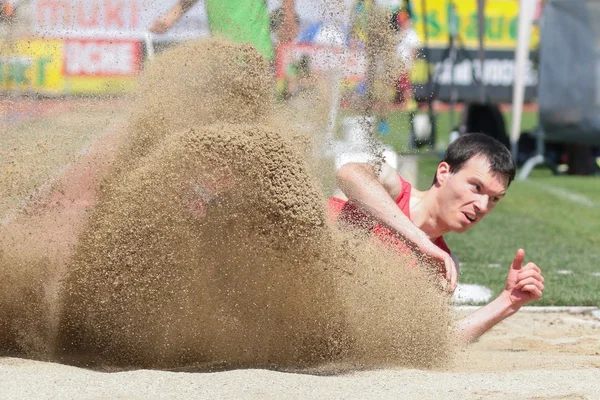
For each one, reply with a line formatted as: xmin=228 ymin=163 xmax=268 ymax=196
xmin=369 ymin=109 xmax=599 ymax=306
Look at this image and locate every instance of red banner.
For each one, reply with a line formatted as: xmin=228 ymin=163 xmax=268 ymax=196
xmin=63 ymin=39 xmax=141 ymax=77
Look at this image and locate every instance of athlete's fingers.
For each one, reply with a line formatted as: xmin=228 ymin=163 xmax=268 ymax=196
xmin=517 ymin=269 xmax=543 ymax=282
xmin=521 ymin=270 xmax=544 ymax=285
xmin=444 ymin=259 xmax=451 ymax=282
xmin=522 ymin=262 xmax=542 ymax=275
xmin=449 ymin=260 xmax=457 ymax=291
xmin=519 ymin=273 xmax=544 ymax=286
xmin=450 ymin=272 xmax=457 ymax=292
xmin=436 ymin=273 xmax=450 ymax=293
xmin=521 ymin=284 xmax=543 ymax=299
xmin=444 ymin=256 xmax=458 ymax=292
xmin=510 ymin=249 xmax=525 ymax=271
xmin=516 ymin=277 xmax=544 ymax=292
xmin=516 ymin=275 xmax=544 ymax=289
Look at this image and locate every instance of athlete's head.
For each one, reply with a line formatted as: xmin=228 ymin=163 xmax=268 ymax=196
xmin=432 ymin=133 xmax=515 ymax=233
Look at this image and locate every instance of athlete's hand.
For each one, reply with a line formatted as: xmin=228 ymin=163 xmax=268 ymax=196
xmin=419 ymin=239 xmax=458 ymax=293
xmin=502 ymin=249 xmax=544 ymax=309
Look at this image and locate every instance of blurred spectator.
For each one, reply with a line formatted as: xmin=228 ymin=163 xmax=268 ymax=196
xmin=149 ymin=0 xmax=273 ymax=60
xmin=270 ymin=0 xmax=299 ymax=47
xmin=392 ymin=7 xmax=419 ymax=110
xmin=364 ymin=4 xmax=418 ymax=135
xmin=0 ymin=1 xmax=15 ymax=23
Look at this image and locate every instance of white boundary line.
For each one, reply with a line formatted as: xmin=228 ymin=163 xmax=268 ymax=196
xmin=454 ymin=306 xmax=599 ymax=314
xmin=530 ymin=181 xmax=598 ymax=207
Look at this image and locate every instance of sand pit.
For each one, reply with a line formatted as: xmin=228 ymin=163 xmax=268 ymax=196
xmin=0 ymin=38 xmax=598 ymax=397
xmin=1 ymin=310 xmax=599 ymax=399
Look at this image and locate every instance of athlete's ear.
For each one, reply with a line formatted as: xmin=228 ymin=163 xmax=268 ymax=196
xmin=435 ymin=161 xmax=451 ymax=185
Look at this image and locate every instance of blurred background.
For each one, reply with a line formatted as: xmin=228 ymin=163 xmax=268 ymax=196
xmin=1 ymin=0 xmax=599 ymax=173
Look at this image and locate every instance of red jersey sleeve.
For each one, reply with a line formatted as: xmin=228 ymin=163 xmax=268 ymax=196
xmin=433 ymin=236 xmax=452 ymax=255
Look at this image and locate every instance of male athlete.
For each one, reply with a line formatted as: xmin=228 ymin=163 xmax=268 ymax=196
xmin=330 ymin=133 xmax=545 ymax=342
xmin=149 ymin=0 xmax=274 ymax=60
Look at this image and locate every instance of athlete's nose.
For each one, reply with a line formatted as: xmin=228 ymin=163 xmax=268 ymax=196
xmin=474 ymin=194 xmax=489 ymax=214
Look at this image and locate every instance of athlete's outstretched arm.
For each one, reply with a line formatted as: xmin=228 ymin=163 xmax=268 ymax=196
xmin=456 ymin=249 xmax=544 ymax=343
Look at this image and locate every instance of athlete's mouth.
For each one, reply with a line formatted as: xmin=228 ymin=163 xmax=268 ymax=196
xmin=463 ymin=212 xmax=477 ymax=223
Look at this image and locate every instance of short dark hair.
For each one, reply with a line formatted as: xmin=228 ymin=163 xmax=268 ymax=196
xmin=433 ymin=133 xmax=516 ymax=186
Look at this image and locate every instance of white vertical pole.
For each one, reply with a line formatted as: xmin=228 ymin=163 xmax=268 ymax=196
xmin=325 ymin=0 xmax=358 ymax=142
xmin=145 ymin=31 xmax=155 ymax=60
xmin=477 ymin=0 xmax=486 ymax=103
xmin=510 ymin=0 xmax=537 ymax=159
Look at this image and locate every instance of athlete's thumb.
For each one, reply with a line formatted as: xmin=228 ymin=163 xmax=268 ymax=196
xmin=510 ymin=248 xmax=525 ymax=271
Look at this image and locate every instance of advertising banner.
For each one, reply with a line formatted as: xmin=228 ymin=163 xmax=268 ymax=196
xmin=0 ymin=38 xmax=141 ymax=94
xmin=4 ymin=0 xmax=539 ymax=99
xmin=410 ymin=0 xmax=540 ymax=102
xmin=30 ymin=0 xmax=208 ymax=40
xmin=410 ymin=48 xmax=538 ymax=103
xmin=62 ymin=38 xmax=142 ymax=93
xmin=275 ymin=0 xmax=539 ymax=104
xmin=411 ymin=0 xmax=539 ymax=49
xmin=1 ymin=0 xmax=206 ymax=94
xmin=0 ymin=39 xmax=64 ymax=94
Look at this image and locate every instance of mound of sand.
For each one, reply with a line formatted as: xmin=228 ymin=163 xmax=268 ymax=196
xmin=59 ymin=120 xmax=453 ymax=370
xmin=111 ymin=39 xmax=274 ymax=178
xmin=0 ymin=250 xmax=51 ymax=356
xmin=1 ymin=38 xmax=454 ymax=372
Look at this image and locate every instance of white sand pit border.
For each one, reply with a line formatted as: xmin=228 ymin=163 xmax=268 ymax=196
xmin=455 ymin=305 xmax=599 ymax=315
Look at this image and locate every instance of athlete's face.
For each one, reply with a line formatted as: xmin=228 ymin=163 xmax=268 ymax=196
xmin=435 ymin=155 xmax=509 ymax=233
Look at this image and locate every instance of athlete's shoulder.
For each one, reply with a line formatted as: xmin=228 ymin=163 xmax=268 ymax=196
xmin=379 ymin=163 xmax=403 ymax=200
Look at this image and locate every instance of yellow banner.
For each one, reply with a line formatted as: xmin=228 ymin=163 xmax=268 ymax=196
xmin=63 ymin=76 xmax=138 ymax=94
xmin=0 ymin=39 xmax=139 ymax=94
xmin=411 ymin=0 xmax=539 ymax=49
xmin=0 ymin=39 xmax=64 ymax=93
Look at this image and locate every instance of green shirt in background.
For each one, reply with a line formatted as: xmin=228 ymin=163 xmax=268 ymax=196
xmin=205 ymin=0 xmax=274 ymax=60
